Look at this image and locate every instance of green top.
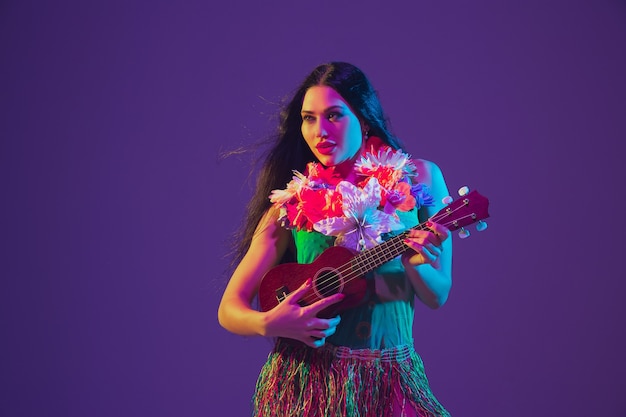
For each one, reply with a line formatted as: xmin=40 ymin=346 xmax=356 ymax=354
xmin=292 ymin=209 xmax=420 ymax=350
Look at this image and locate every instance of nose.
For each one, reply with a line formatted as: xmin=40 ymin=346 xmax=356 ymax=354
xmin=315 ymin=118 xmax=329 ymax=138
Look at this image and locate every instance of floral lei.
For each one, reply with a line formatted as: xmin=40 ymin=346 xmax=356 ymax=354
xmin=269 ymin=137 xmax=434 ymax=251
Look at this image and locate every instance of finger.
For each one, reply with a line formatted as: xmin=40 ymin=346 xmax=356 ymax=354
xmin=285 ymin=278 xmax=313 ymax=303
xmin=408 ymin=225 xmax=443 ymax=246
xmin=403 ymin=240 xmax=439 ymax=264
xmin=305 ymin=292 xmax=345 ymax=315
xmin=420 ymin=243 xmax=441 ymax=259
xmin=311 ymin=337 xmax=326 ymax=348
xmin=407 ymin=228 xmax=443 ymax=248
xmin=426 ymin=230 xmax=443 ymax=246
xmin=311 ymin=325 xmax=338 ymax=339
xmin=405 ymin=229 xmax=439 ymax=246
xmin=426 ymin=221 xmax=451 ymax=242
xmin=403 ymin=236 xmax=429 ymax=252
xmin=328 ymin=315 xmax=341 ymax=328
xmin=310 ymin=315 xmax=341 ymax=331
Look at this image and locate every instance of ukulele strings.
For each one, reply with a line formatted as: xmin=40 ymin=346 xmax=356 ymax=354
xmin=304 ymin=214 xmax=467 ymax=303
xmin=300 ymin=203 xmax=475 ymax=305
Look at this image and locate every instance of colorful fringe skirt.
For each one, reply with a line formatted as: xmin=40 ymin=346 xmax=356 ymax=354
xmin=253 ymin=339 xmax=450 ymax=417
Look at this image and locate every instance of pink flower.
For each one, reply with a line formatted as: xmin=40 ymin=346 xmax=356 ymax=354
xmin=384 ymin=182 xmax=416 ymax=213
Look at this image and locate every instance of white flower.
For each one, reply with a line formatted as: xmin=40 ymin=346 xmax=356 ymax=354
xmin=355 ymin=147 xmax=417 ymax=178
xmin=269 ymin=188 xmax=295 ymax=205
xmin=313 ymin=178 xmax=404 ymax=251
xmin=269 ymin=170 xmax=309 ymax=205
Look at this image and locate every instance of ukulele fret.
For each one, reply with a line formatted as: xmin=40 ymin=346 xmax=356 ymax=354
xmin=353 ymin=232 xmax=410 ymax=274
xmin=353 ymin=256 xmax=368 ymax=275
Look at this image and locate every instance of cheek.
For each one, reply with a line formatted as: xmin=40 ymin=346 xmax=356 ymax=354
xmin=301 ymin=125 xmax=312 ymax=142
xmin=302 ymin=121 xmax=317 ymax=137
xmin=344 ymin=122 xmax=363 ymax=148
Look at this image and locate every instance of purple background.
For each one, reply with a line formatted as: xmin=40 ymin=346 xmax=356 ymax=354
xmin=2 ymin=1 xmax=625 ymax=416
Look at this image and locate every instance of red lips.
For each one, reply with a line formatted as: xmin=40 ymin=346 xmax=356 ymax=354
xmin=316 ymin=141 xmax=336 ymax=155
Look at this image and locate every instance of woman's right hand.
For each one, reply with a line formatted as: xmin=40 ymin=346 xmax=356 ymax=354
xmin=263 ymin=279 xmax=344 ymax=348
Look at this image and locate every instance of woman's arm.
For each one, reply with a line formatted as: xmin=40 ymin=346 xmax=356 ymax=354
xmin=217 ymin=208 xmax=344 ymax=347
xmin=402 ymin=159 xmax=453 ymax=309
xmin=217 ymin=207 xmax=291 ymax=336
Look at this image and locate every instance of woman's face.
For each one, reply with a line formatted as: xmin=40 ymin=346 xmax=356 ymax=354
xmin=301 ymin=86 xmax=365 ymax=168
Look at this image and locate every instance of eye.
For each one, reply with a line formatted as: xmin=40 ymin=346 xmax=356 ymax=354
xmin=327 ymin=112 xmax=342 ymax=121
xmin=302 ymin=114 xmax=315 ymax=122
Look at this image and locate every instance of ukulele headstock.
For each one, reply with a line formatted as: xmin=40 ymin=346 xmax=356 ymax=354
xmin=433 ymin=186 xmax=490 ymax=239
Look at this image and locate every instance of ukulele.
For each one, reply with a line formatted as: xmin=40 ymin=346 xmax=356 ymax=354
xmin=258 ymin=187 xmax=490 ymax=318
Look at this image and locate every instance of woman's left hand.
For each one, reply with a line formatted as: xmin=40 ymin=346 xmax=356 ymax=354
xmin=401 ymin=221 xmax=450 ymax=267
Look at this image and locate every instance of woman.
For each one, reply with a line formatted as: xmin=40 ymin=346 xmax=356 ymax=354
xmin=218 ymin=62 xmax=452 ymax=416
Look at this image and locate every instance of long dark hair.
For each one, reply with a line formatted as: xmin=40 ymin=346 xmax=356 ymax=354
xmin=228 ymin=62 xmax=406 ymax=269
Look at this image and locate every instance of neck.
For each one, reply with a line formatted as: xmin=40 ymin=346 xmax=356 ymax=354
xmin=333 ymin=158 xmax=357 ymax=182
xmin=332 ymin=141 xmax=366 ymax=182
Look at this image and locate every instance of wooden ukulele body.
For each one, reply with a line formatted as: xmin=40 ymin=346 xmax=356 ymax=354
xmin=258 ymin=246 xmax=370 ymax=318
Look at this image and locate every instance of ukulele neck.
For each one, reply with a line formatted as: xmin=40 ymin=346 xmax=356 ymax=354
xmin=352 ymin=229 xmax=414 ymax=274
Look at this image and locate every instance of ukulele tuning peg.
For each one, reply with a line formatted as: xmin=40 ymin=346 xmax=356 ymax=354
xmin=458 ymin=186 xmax=470 ymax=196
xmin=442 ymin=195 xmax=453 ymax=205
xmin=458 ymin=227 xmax=470 ymax=239
xmin=476 ymin=220 xmax=488 ymax=232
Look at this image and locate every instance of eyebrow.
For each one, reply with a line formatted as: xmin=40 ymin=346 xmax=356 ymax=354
xmin=301 ymin=105 xmax=345 ymax=114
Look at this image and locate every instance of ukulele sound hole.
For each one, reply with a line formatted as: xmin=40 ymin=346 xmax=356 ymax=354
xmin=313 ymin=267 xmax=344 ymax=298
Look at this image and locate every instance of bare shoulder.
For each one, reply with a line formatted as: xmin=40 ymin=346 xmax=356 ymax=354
xmin=412 ymin=158 xmax=445 ymax=189
xmin=252 ymin=206 xmax=292 ymax=248
xmin=412 ymin=158 xmax=450 ymax=220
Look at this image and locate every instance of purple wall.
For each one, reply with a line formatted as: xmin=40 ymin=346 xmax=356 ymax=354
xmin=2 ymin=1 xmax=625 ymax=416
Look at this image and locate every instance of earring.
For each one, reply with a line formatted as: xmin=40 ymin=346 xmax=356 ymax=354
xmin=363 ymin=130 xmax=370 ymax=140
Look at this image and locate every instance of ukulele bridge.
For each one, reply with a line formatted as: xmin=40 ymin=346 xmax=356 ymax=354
xmin=275 ymin=285 xmax=289 ymax=303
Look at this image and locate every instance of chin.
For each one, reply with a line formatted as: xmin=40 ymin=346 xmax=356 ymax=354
xmin=315 ymin=155 xmax=336 ymax=167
